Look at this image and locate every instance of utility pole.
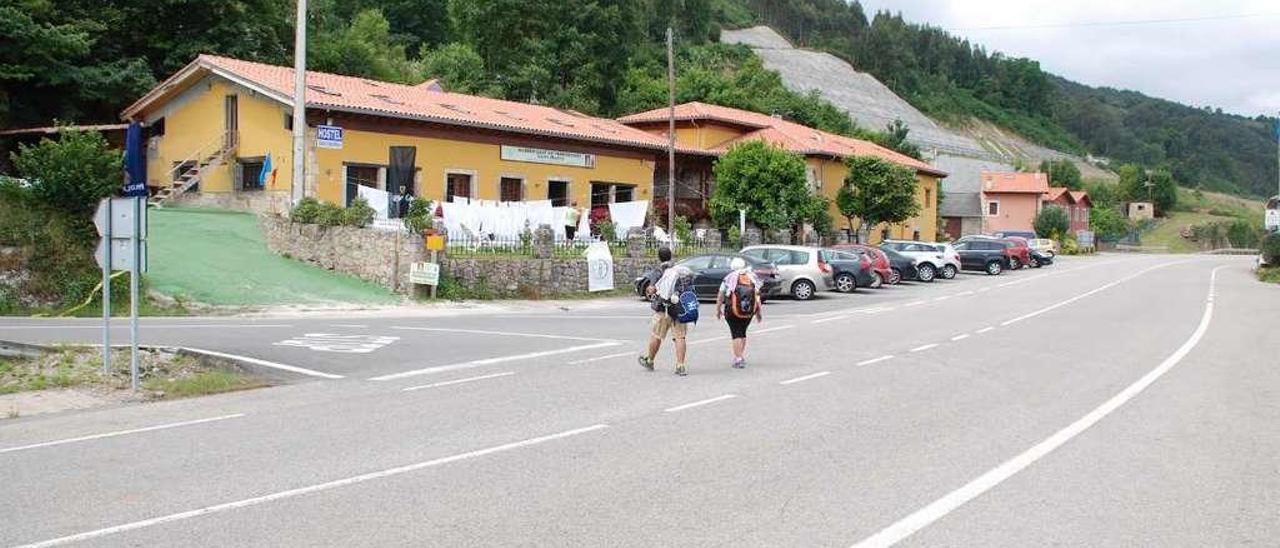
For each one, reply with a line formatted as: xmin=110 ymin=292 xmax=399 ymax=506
xmin=666 ymin=27 xmax=676 ymax=235
xmin=291 ymin=0 xmax=308 ymax=205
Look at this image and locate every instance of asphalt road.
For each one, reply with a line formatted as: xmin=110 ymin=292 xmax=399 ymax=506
xmin=1 ymin=254 xmax=1276 ymax=547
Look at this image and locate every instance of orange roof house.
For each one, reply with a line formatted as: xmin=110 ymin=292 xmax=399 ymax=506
xmin=980 ymin=172 xmax=1049 ymax=234
xmin=618 ymin=102 xmax=947 ymax=242
xmin=1044 ymin=186 xmax=1092 ymax=234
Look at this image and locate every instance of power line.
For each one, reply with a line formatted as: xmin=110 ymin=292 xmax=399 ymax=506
xmin=949 ymin=11 xmax=1280 ymax=32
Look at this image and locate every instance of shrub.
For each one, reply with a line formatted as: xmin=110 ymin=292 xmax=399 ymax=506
xmin=673 ymin=215 xmax=693 ymax=243
xmin=10 ymin=129 xmax=122 ymax=215
xmin=342 ymin=198 xmax=375 ymax=228
xmin=1034 ymin=205 xmax=1070 ymax=241
xmin=1262 ymin=233 xmax=1280 ymax=264
xmin=1227 ymin=219 xmax=1261 ymax=249
xmin=595 ymin=219 xmax=617 ymax=241
xmin=316 ymin=202 xmax=345 ymax=227
xmin=290 ymin=197 xmax=321 ymax=224
xmin=404 ymin=197 xmax=434 ymax=235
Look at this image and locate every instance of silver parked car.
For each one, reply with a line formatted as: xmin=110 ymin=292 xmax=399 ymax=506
xmin=740 ymin=245 xmax=835 ymax=300
xmin=880 ymin=240 xmax=962 ymax=281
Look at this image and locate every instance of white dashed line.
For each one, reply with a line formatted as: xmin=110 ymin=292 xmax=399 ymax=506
xmin=402 ymin=372 xmax=515 ymax=391
xmin=955 ymin=291 xmax=975 ymax=296
xmin=390 ymin=326 xmax=616 ymax=342
xmin=976 ymin=327 xmax=996 ymax=334
xmin=950 ymin=334 xmax=970 ymax=342
xmin=856 ymin=355 xmax=894 ymax=366
xmin=369 ymin=341 xmax=620 ymax=381
xmin=811 ymin=315 xmax=851 ymax=324
xmin=779 ymin=371 xmax=832 ymax=385
xmin=0 ymin=414 xmax=245 ymax=455
xmin=909 ymin=343 xmax=939 ymax=353
xmin=182 ymin=348 xmax=345 ymax=379
xmin=664 ymin=394 xmax=738 ymax=413
xmin=933 ymin=296 xmax=951 ymax=302
xmin=903 ymin=301 xmax=926 ymax=307
xmin=752 ymin=325 xmax=796 ymax=335
xmin=568 ymin=351 xmax=633 ymax=365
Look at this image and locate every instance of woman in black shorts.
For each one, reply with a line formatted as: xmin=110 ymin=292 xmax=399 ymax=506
xmin=715 ymin=258 xmax=763 ymax=368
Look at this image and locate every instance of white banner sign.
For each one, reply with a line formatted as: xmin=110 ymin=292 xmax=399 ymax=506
xmin=500 ymin=145 xmax=594 ymax=168
xmin=410 ymin=262 xmax=440 ymax=285
xmin=1266 ymin=209 xmax=1279 ymax=231
xmin=584 ymin=242 xmax=614 ymax=292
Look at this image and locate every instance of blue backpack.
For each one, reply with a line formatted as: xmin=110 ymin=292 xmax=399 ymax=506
xmin=669 ymin=273 xmax=699 ymax=324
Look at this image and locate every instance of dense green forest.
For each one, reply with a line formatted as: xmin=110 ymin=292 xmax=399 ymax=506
xmin=2 ymin=0 xmax=1275 ymax=197
xmin=731 ymin=0 xmax=1278 ymax=198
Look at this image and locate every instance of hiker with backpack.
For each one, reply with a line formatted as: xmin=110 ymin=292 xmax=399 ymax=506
xmin=715 ymin=257 xmax=763 ymax=369
xmin=639 ymin=247 xmax=698 ymax=376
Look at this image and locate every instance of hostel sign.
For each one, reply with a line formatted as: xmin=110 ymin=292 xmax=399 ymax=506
xmin=316 ymin=125 xmax=344 ymax=149
xmin=500 ymin=145 xmax=594 ymax=168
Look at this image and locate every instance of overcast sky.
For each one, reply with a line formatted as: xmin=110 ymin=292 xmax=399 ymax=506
xmin=857 ymin=0 xmax=1280 ymax=117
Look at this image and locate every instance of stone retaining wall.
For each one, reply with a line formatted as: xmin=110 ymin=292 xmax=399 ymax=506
xmin=260 ymin=215 xmax=425 ymax=292
xmin=176 ymin=191 xmax=292 ymax=216
xmin=443 ymin=256 xmax=652 ymax=297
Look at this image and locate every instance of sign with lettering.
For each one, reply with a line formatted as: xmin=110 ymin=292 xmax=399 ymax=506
xmin=410 ymin=262 xmax=440 ymax=285
xmin=316 ymin=125 xmax=344 ymax=149
xmin=500 ymin=145 xmax=594 ymax=168
xmin=1265 ymin=208 xmax=1279 ymax=232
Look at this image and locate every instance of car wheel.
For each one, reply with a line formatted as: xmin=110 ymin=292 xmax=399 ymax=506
xmin=835 ymin=273 xmax=857 ymax=293
xmin=917 ymin=263 xmax=937 ymax=283
xmin=986 ymin=260 xmax=1004 ymax=275
xmin=1046 ymin=251 xmax=1056 ymax=259
xmin=1029 ymin=255 xmax=1041 ymax=268
xmin=869 ymin=271 xmax=884 ymax=289
xmin=1009 ymin=257 xmax=1023 ymax=270
xmin=635 ymin=280 xmax=650 ymax=298
xmin=791 ymin=279 xmax=817 ymax=301
xmin=889 ymin=267 xmax=903 ymax=285
xmin=941 ymin=264 xmax=958 ymax=279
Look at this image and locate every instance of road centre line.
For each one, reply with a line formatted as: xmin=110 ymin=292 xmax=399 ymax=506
xmin=181 ymin=348 xmax=345 ymax=379
xmin=568 ymin=351 xmax=634 ymax=365
xmin=909 ymin=343 xmax=939 ymax=353
xmin=999 ymin=261 xmax=1186 ymax=327
xmin=15 ymin=424 xmax=611 ymax=548
xmin=950 ymin=334 xmax=971 ymax=341
xmin=751 ymin=325 xmax=796 ymax=335
xmin=811 ymin=314 xmax=852 ymax=324
xmin=903 ymin=300 xmax=926 ymax=307
xmin=664 ymin=394 xmax=738 ymax=413
xmin=0 ymin=414 xmax=245 ymax=455
xmin=955 ymin=291 xmax=975 ymax=296
xmin=976 ymin=327 xmax=995 ymax=334
xmin=850 ymin=265 xmax=1225 ymax=548
xmin=390 ymin=326 xmax=617 ymax=342
xmin=403 ymin=372 xmax=515 ymax=391
xmin=933 ymin=296 xmax=951 ymax=302
xmin=780 ymin=371 xmax=832 ymax=385
xmin=856 ymin=355 xmax=894 ymax=366
xmin=369 ymin=341 xmax=620 ymax=381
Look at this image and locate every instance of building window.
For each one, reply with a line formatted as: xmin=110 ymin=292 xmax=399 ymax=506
xmin=499 ymin=177 xmax=523 ymax=202
xmin=987 ymin=201 xmax=1000 ymax=216
xmin=547 ymin=179 xmax=570 ymax=206
xmin=237 ymin=159 xmax=264 ymax=192
xmin=590 ymin=183 xmax=611 ymax=207
xmin=283 ymin=112 xmax=293 ymax=131
xmin=614 ymin=185 xmax=634 ymax=203
xmin=446 ymin=172 xmax=474 ymax=202
xmin=924 ymin=188 xmax=932 ymax=208
xmin=345 ymin=164 xmax=382 ymax=206
xmin=149 ymin=118 xmax=165 ymax=138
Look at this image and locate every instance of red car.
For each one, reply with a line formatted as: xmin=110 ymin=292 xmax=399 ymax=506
xmin=831 ymin=243 xmax=893 ymax=288
xmin=1001 ymin=237 xmax=1033 ymax=270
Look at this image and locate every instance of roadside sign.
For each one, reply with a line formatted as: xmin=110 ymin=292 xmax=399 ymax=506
xmin=316 ymin=125 xmax=344 ymax=149
xmin=1266 ymin=209 xmax=1279 ymax=232
xmin=425 ymin=234 xmax=445 ymax=251
xmin=410 ymin=262 xmax=440 ymax=285
xmin=1077 ymin=230 xmax=1095 ymax=248
xmin=95 ymin=238 xmax=148 ymax=272
xmin=95 ymin=197 xmax=147 ymax=239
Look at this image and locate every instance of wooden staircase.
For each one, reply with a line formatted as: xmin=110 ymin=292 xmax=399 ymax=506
xmin=149 ymin=132 xmax=237 ymax=207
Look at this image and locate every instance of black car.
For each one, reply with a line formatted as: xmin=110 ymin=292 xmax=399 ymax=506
xmin=1029 ymin=248 xmax=1054 ymax=267
xmin=952 ymin=239 xmax=1009 ymax=275
xmin=633 ymin=252 xmax=782 ymax=301
xmin=878 ymin=246 xmax=923 ymax=284
xmin=820 ymin=248 xmax=874 ymax=293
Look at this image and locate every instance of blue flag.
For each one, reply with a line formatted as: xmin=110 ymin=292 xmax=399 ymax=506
xmin=122 ymin=122 xmax=147 ymax=197
xmin=259 ymin=152 xmax=273 ymax=188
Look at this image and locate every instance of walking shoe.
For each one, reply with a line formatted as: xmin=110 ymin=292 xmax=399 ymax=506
xmin=732 ymin=358 xmax=746 ymax=369
xmin=674 ymin=363 xmax=687 ymax=376
xmin=638 ymin=356 xmax=654 ymax=371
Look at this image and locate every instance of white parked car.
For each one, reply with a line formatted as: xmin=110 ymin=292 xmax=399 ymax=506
xmin=879 ymin=240 xmax=962 ymax=280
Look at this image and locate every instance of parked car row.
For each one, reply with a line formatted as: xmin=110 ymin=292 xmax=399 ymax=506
xmin=633 ymin=235 xmax=1056 ymax=302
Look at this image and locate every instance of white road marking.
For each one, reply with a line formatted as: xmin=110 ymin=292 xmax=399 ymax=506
xmin=976 ymin=327 xmax=995 ymax=334
xmin=933 ymin=296 xmax=951 ymax=302
xmin=274 ymin=334 xmax=399 ymax=354
xmin=1000 ymin=261 xmax=1185 ymax=327
xmin=811 ymin=314 xmax=851 ymax=324
xmin=329 ymin=324 xmax=368 ymax=328
xmin=857 ymin=355 xmax=894 ymax=366
xmin=15 ymin=424 xmax=610 ymax=548
xmin=0 ymin=324 xmax=293 ymax=330
xmin=369 ymin=341 xmax=621 ymax=381
xmin=664 ymin=394 xmax=738 ymax=413
xmin=955 ymin=291 xmax=975 ymax=296
xmin=950 ymin=334 xmax=971 ymax=341
xmin=0 ymin=414 xmax=245 ymax=455
xmin=903 ymin=300 xmax=926 ymax=307
xmin=909 ymin=343 xmax=939 ymax=353
xmin=976 ymin=287 xmax=992 ymax=292
xmin=690 ymin=336 xmax=729 ymax=345
xmin=181 ymin=348 xmax=345 ymax=379
xmin=753 ymin=325 xmax=796 ymax=335
xmin=391 ymin=326 xmax=617 ymax=342
xmin=568 ymin=351 xmax=633 ymax=365
xmin=780 ymin=371 xmax=832 ymax=385
xmin=402 ymin=372 xmax=515 ymax=391
xmin=850 ymin=265 xmax=1224 ymax=548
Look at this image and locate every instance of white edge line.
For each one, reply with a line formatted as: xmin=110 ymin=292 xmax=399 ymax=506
xmin=0 ymin=414 xmax=245 ymax=455
xmin=15 ymin=424 xmax=611 ymax=548
xmin=664 ymin=394 xmax=738 ymax=413
xmin=402 ymin=372 xmax=516 ymax=391
xmin=752 ymin=325 xmax=796 ymax=335
xmin=856 ymin=355 xmax=894 ymax=366
xmin=976 ymin=327 xmax=996 ymax=334
xmin=182 ymin=347 xmax=344 ymax=379
xmin=850 ymin=265 xmax=1224 ymax=548
xmin=780 ymin=371 xmax=832 ymax=385
xmin=909 ymin=343 xmax=939 ymax=353
xmin=369 ymin=341 xmax=620 ymax=381
xmin=950 ymin=334 xmax=971 ymax=342
xmin=390 ymin=326 xmax=616 ymax=343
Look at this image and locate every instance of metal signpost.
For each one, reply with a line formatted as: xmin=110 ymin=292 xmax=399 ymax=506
xmin=95 ymin=196 xmax=147 ymax=389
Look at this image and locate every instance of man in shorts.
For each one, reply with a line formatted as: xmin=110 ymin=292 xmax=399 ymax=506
xmin=639 ymin=247 xmax=691 ymax=376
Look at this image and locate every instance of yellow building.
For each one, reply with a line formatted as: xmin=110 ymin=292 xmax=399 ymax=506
xmin=618 ymin=102 xmax=947 ymax=243
xmin=122 ymin=55 xmax=668 ymax=213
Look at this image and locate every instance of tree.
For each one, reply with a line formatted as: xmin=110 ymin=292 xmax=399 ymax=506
xmin=309 ymin=9 xmax=418 ymax=83
xmin=837 ymin=155 xmax=920 ymax=239
xmin=709 ymin=141 xmax=811 ymax=230
xmin=1089 ymin=206 xmax=1131 ymax=241
xmin=10 ymin=128 xmax=121 ymax=216
xmin=1148 ymin=169 xmax=1178 ymax=216
xmin=420 ymin=43 xmax=492 ymax=95
xmin=1034 ymin=205 xmax=1070 ymax=239
xmin=1039 ymin=159 xmax=1082 ymax=190
xmin=874 ymin=119 xmax=922 ymax=160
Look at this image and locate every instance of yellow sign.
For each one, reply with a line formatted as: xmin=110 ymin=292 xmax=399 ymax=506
xmin=425 ymin=235 xmax=445 ymax=251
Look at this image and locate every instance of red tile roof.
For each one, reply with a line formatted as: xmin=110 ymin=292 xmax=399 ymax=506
xmin=1069 ymin=190 xmax=1091 ymax=206
xmin=618 ymin=102 xmax=946 ymax=177
xmin=1045 ymin=187 xmax=1072 ymax=202
xmin=122 ymin=55 xmax=677 ymax=153
xmin=981 ymin=171 xmax=1050 ymax=193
